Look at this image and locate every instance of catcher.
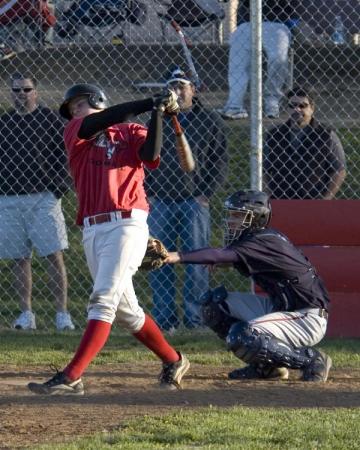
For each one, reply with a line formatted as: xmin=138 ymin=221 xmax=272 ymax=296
xmin=163 ymin=189 xmax=331 ymax=382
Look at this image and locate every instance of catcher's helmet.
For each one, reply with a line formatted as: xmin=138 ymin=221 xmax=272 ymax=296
xmin=59 ymin=83 xmax=109 ymax=119
xmin=224 ymin=190 xmax=271 ymax=245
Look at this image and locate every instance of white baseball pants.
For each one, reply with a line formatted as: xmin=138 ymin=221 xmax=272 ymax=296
xmin=82 ymin=209 xmax=149 ymax=332
xmin=224 ymin=292 xmax=327 ymax=348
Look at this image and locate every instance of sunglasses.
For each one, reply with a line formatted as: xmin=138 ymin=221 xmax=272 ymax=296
xmin=288 ymin=102 xmax=310 ymax=109
xmin=12 ymin=87 xmax=34 ymax=93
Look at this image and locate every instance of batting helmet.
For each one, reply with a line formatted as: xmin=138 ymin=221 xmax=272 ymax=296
xmin=224 ymin=190 xmax=271 ymax=245
xmin=59 ymin=83 xmax=109 ymax=119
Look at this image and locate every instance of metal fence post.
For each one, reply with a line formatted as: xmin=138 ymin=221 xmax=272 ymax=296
xmin=250 ymin=0 xmax=263 ymax=191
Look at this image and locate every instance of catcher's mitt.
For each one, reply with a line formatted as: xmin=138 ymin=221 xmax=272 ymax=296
xmin=139 ymin=237 xmax=169 ymax=271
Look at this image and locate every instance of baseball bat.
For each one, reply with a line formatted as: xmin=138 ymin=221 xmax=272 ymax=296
xmin=170 ymin=19 xmax=201 ymax=90
xmin=171 ymin=115 xmax=195 ymax=173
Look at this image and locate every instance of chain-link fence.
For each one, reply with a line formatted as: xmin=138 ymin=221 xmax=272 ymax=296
xmin=0 ymin=0 xmax=359 ymax=332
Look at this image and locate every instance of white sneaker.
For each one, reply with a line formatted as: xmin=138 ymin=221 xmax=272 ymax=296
xmin=0 ymin=43 xmax=16 ymax=61
xmin=218 ymin=108 xmax=249 ymax=120
xmin=265 ymin=104 xmax=280 ymax=119
xmin=56 ymin=312 xmax=75 ymax=331
xmin=164 ymin=326 xmax=177 ymax=337
xmin=13 ymin=311 xmax=36 ymax=330
xmin=28 ymin=371 xmax=84 ymax=396
xmin=159 ymin=353 xmax=190 ymax=390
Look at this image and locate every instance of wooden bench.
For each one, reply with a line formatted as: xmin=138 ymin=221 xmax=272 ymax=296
xmin=269 ymin=200 xmax=360 ymax=337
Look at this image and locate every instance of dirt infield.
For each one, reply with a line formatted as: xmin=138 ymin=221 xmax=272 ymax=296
xmin=1 ymin=363 xmax=360 ymax=449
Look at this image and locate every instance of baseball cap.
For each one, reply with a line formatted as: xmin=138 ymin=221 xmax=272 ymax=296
xmin=166 ymin=67 xmax=192 ymax=86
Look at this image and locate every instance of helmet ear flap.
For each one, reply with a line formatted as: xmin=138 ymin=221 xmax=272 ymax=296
xmin=252 ymin=205 xmax=272 ymax=228
xmin=88 ymin=93 xmax=107 ymax=110
xmin=257 ymin=213 xmax=267 ymax=228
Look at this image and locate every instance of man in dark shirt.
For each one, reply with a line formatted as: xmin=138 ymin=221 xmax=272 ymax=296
xmin=264 ymin=87 xmax=346 ymax=199
xmin=165 ymin=189 xmax=331 ymax=382
xmin=146 ymin=67 xmax=228 ymax=332
xmin=0 ymin=73 xmax=74 ymax=331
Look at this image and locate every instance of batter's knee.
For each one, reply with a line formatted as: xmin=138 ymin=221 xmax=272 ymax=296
xmin=87 ymin=290 xmax=146 ymax=331
xmin=87 ymin=302 xmax=116 ymax=324
xmin=200 ymin=285 xmax=237 ymax=339
xmin=114 ymin=304 xmax=145 ymax=333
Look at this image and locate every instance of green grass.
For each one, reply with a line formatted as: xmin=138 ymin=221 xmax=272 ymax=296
xmin=35 ymin=407 xmax=360 ymax=449
xmin=1 ymin=332 xmax=360 ymax=368
xmin=1 ymin=333 xmax=360 ymax=449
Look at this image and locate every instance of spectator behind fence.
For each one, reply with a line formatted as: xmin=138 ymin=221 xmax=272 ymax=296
xmin=0 ymin=43 xmax=16 ymax=62
xmin=219 ymin=0 xmax=300 ymax=120
xmin=146 ymin=67 xmax=228 ymax=332
xmin=0 ymin=0 xmax=56 ymax=57
xmin=0 ymin=73 xmax=74 ymax=331
xmin=263 ymin=87 xmax=346 ymax=199
xmin=55 ymin=0 xmax=146 ymax=39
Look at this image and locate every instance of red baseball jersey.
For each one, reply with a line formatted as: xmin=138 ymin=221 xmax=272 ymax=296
xmin=64 ymin=117 xmax=159 ymax=225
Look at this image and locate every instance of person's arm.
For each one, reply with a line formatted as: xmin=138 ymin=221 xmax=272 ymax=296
xmin=195 ymin=112 xmax=228 ymax=199
xmin=78 ymin=98 xmax=154 ymax=139
xmin=165 ymin=247 xmax=239 ymax=265
xmin=46 ymin=115 xmax=72 ymax=197
xmin=323 ymin=131 xmax=346 ymax=199
xmin=323 ymin=168 xmax=346 ymax=199
xmin=138 ymin=107 xmax=163 ymax=162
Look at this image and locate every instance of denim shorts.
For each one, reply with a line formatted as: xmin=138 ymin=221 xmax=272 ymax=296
xmin=0 ymin=192 xmax=68 ymax=258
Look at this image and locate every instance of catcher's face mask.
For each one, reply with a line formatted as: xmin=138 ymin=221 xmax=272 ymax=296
xmin=224 ymin=208 xmax=254 ymax=246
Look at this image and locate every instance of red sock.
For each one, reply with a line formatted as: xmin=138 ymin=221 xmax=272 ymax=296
xmin=64 ymin=319 xmax=112 ymax=380
xmin=133 ymin=314 xmax=179 ymax=363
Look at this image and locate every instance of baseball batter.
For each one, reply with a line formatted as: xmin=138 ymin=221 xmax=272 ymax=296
xmin=165 ymin=189 xmax=331 ymax=382
xmin=27 ymin=83 xmax=190 ymax=395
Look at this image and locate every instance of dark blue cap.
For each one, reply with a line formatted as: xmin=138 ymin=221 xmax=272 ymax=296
xmin=166 ymin=67 xmax=192 ymax=86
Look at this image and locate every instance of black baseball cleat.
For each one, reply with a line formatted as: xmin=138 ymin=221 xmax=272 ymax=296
xmin=301 ymin=350 xmax=332 ymax=382
xmin=228 ymin=364 xmax=289 ymax=380
xmin=28 ymin=370 xmax=84 ymax=395
xmin=159 ymin=353 xmax=190 ymax=390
